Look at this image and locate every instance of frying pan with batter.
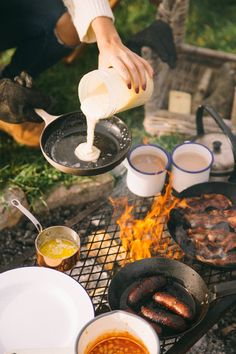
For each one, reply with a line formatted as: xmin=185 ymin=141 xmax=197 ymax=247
xmin=35 ymin=109 xmax=132 ymax=176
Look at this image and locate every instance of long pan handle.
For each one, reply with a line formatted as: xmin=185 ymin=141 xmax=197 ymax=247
xmin=35 ymin=109 xmax=60 ymax=126
xmin=210 ymin=280 xmax=236 ymax=301
xmin=165 ymin=295 xmax=236 ymax=354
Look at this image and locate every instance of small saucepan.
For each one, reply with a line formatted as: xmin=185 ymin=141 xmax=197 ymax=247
xmin=11 ymin=199 xmax=80 ymax=271
xmin=108 ymin=257 xmax=236 ymax=338
xmin=35 ymin=109 xmax=132 ymax=176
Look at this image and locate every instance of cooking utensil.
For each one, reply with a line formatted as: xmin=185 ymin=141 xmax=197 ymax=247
xmin=124 ymin=144 xmax=170 ymax=197
xmin=168 ymin=181 xmax=236 ymax=268
xmin=0 ymin=267 xmax=94 ymax=353
xmin=11 ymin=199 xmax=80 ymax=271
xmin=35 ymin=109 xmax=132 ymax=176
xmin=192 ymin=105 xmax=236 ymax=182
xmin=108 ymin=257 xmax=236 ymax=338
xmin=75 ymin=310 xmax=160 ymax=354
xmin=4 ymin=348 xmax=70 ymax=354
xmin=171 ymin=141 xmax=214 ymax=193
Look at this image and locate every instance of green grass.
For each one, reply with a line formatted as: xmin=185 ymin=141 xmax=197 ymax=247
xmin=1 ymin=0 xmax=236 ymax=206
xmin=0 ymin=133 xmax=91 ymax=207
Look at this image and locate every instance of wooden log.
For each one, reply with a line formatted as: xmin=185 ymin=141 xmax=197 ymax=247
xmin=181 ymin=44 xmax=236 ymax=64
xmin=143 ymin=110 xmax=236 ymax=137
xmin=192 ymin=68 xmax=213 ymax=112
xmin=231 ymin=87 xmax=236 ymax=127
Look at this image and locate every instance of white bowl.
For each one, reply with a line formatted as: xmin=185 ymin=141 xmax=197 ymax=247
xmin=75 ymin=310 xmax=160 ymax=354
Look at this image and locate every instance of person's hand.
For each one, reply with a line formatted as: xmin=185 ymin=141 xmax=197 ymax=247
xmin=91 ymin=17 xmax=153 ymax=92
xmin=98 ymin=39 xmax=154 ymax=92
xmin=0 ymin=71 xmax=51 ymax=124
xmin=127 ymin=19 xmax=177 ymax=69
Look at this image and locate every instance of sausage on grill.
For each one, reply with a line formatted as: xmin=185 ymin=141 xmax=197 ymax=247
xmin=141 ymin=305 xmax=187 ymax=332
xmin=153 ymin=292 xmax=194 ymax=320
xmin=125 ymin=305 xmax=162 ymax=335
xmin=127 ymin=275 xmax=167 ymax=307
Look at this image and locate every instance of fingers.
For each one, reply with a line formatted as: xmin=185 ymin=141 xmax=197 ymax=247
xmin=104 ymin=51 xmax=153 ymax=92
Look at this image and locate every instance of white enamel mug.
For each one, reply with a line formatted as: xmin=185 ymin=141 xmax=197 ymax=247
xmin=124 ymin=144 xmax=170 ymax=197
xmin=75 ymin=310 xmax=160 ymax=354
xmin=171 ymin=142 xmax=214 ymax=193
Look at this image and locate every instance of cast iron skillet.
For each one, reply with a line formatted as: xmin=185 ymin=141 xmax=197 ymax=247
xmin=108 ymin=257 xmax=236 ymax=339
xmin=168 ymin=181 xmax=236 ymax=268
xmin=35 ymin=109 xmax=132 ymax=176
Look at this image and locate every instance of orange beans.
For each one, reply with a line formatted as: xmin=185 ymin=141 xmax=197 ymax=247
xmin=86 ymin=334 xmax=149 ymax=354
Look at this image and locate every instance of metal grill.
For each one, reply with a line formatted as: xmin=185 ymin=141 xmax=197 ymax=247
xmin=67 ymin=196 xmax=236 ymax=353
xmin=3 ymin=195 xmax=236 ymax=353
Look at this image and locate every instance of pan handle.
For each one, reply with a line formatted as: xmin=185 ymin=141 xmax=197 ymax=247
xmin=35 ymin=108 xmax=60 ymax=126
xmin=11 ymin=199 xmax=43 ymax=233
xmin=210 ymin=280 xmax=236 ymax=302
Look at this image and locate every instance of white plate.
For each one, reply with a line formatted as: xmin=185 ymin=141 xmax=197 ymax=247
xmin=0 ymin=267 xmax=94 ymax=353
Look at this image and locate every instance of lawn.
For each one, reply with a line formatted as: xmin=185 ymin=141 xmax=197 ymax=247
xmin=1 ymin=0 xmax=236 ymax=206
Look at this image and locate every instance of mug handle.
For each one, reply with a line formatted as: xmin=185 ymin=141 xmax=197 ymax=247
xmin=196 ymin=105 xmax=236 ymax=183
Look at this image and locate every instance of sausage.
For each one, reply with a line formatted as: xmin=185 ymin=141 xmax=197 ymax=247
xmin=153 ymin=292 xmax=194 ymax=320
xmin=127 ymin=275 xmax=167 ymax=307
xmin=141 ymin=305 xmax=187 ymax=332
xmin=125 ymin=306 xmax=162 ymax=335
xmin=148 ymin=320 xmax=163 ymax=336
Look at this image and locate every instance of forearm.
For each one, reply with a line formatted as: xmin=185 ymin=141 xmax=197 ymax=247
xmin=91 ymin=16 xmax=122 ymax=52
xmin=63 ymin=0 xmax=114 ymax=43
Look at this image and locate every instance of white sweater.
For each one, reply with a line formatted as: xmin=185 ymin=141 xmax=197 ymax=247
xmin=63 ymin=0 xmax=114 ymax=43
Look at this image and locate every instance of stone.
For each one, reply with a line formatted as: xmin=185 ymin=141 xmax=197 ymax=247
xmin=0 ymin=186 xmax=28 ymax=231
xmin=34 ymin=173 xmax=115 ymax=213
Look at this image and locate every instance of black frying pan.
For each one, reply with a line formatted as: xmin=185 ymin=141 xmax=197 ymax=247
xmin=36 ymin=109 xmax=132 ymax=176
xmin=168 ymin=181 xmax=236 ymax=268
xmin=108 ymin=257 xmax=236 ymax=339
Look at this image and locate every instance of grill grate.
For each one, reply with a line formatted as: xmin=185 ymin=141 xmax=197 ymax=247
xmin=67 ymin=196 xmax=236 ymax=353
xmin=3 ymin=195 xmax=236 ymax=353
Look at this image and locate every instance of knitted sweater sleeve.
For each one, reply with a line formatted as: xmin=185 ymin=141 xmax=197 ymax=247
xmin=63 ymin=0 xmax=114 ymax=43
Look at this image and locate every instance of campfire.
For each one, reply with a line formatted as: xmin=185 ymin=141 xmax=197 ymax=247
xmin=111 ymin=177 xmax=185 ymax=262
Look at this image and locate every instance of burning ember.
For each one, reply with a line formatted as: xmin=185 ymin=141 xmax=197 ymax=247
xmin=111 ymin=178 xmax=184 ymax=262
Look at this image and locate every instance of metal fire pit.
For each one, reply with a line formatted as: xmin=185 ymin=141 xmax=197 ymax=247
xmin=1 ymin=195 xmax=236 ymax=353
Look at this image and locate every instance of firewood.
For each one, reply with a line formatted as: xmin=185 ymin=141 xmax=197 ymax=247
xmin=192 ymin=68 xmax=212 ymax=112
xmin=144 ymin=111 xmax=236 ymax=137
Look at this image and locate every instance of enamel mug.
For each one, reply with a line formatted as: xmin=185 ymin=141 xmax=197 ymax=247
xmin=124 ymin=144 xmax=170 ymax=197
xmin=171 ymin=142 xmax=214 ymax=193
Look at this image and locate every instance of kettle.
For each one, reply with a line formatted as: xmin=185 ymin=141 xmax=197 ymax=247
xmin=193 ymin=105 xmax=236 ymax=182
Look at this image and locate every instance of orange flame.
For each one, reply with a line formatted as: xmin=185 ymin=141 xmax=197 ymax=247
xmin=111 ymin=176 xmax=185 ymax=263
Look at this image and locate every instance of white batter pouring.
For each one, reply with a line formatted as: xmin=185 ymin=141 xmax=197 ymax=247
xmin=74 ymin=93 xmax=109 ymax=162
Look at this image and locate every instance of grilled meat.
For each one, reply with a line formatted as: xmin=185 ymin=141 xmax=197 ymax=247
xmin=153 ymin=292 xmax=194 ymax=320
xmin=171 ymin=192 xmax=236 ymax=266
xmin=184 ymin=212 xmax=223 ymax=229
xmin=183 ymin=194 xmax=232 ymax=213
xmin=186 ymin=228 xmax=236 ymax=262
xmin=127 ymin=275 xmax=167 ymax=307
xmin=196 ymin=252 xmax=236 ymax=266
xmin=141 ymin=305 xmax=187 ymax=332
xmin=183 ymin=209 xmax=236 ymax=230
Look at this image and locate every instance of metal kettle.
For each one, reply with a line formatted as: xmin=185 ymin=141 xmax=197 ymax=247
xmin=193 ymin=105 xmax=236 ymax=182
